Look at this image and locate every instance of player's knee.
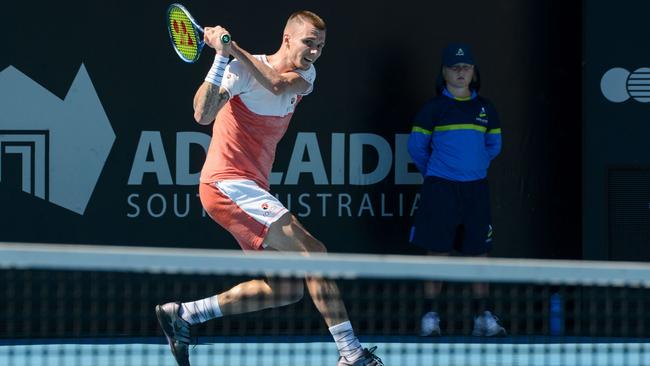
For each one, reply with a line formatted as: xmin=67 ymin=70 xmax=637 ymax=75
xmin=267 ymin=278 xmax=304 ymax=305
xmin=282 ymin=279 xmax=305 ymax=304
xmin=287 ymin=219 xmax=328 ymax=254
xmin=299 ymin=236 xmax=327 ymax=254
xmin=285 ymin=285 xmax=304 ymax=304
xmin=275 ymin=286 xmax=304 ymax=306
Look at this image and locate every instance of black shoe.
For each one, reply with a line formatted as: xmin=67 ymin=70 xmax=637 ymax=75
xmin=155 ymin=302 xmax=191 ymax=366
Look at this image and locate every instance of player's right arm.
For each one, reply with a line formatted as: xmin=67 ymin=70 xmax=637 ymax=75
xmin=193 ymin=26 xmax=233 ymax=126
xmin=193 ymin=84 xmax=229 ymax=125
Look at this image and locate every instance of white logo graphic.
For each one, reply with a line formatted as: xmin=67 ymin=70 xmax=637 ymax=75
xmin=456 ymin=48 xmax=465 ymax=56
xmin=601 ymin=67 xmax=650 ymax=103
xmin=0 ymin=64 xmax=115 ymax=214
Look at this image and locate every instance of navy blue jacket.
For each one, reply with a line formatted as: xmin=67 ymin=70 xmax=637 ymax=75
xmin=408 ymin=89 xmax=502 ymax=181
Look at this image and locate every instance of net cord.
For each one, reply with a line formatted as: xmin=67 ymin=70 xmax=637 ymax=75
xmin=1 ymin=242 xmax=649 ymax=287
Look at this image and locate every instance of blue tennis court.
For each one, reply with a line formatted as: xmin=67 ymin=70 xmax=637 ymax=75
xmin=3 ymin=336 xmax=650 ymax=366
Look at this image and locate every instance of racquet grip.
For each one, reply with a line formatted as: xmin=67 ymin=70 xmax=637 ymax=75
xmin=220 ymin=34 xmax=231 ymax=44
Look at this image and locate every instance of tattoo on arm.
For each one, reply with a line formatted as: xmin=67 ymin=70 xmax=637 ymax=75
xmin=193 ymin=82 xmax=230 ymax=125
xmin=204 ymin=84 xmax=225 ymax=112
xmin=219 ymin=89 xmax=229 ymax=103
xmin=196 ymin=84 xmax=230 ymax=121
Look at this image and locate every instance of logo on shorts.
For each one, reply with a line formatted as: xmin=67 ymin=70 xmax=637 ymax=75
xmin=290 ymin=97 xmax=296 ymax=105
xmin=486 ymin=224 xmax=493 ymax=243
xmin=261 ymin=202 xmax=269 ymax=210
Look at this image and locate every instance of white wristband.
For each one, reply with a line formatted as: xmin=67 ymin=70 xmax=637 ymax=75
xmin=205 ymin=54 xmax=229 ymax=86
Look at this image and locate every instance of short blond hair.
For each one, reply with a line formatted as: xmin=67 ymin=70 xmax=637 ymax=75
xmin=287 ymin=10 xmax=326 ymax=31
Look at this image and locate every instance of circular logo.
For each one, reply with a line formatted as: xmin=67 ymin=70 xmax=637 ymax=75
xmin=601 ymin=67 xmax=650 ymax=103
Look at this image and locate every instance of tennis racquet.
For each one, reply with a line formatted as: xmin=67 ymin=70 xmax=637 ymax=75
xmin=166 ymin=3 xmax=231 ymax=63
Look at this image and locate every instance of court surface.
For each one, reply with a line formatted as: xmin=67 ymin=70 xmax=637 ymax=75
xmin=2 ymin=336 xmax=649 ymax=366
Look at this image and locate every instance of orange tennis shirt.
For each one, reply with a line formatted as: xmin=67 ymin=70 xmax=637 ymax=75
xmin=200 ymin=55 xmax=316 ymax=191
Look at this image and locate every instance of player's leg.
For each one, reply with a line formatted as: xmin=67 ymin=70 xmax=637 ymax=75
xmin=162 ymin=276 xmax=304 ymax=324
xmin=176 ymin=180 xmax=305 ymax=317
xmin=459 ymin=179 xmax=505 ymax=336
xmin=410 ymin=176 xmax=459 ymax=336
xmin=263 ymin=213 xmax=383 ymax=366
xmin=185 ymin=275 xmax=304 ymax=320
xmin=156 ymin=276 xmax=304 ymax=366
xmin=264 ymin=213 xmax=348 ymax=325
xmin=156 ymin=181 xmax=301 ymax=366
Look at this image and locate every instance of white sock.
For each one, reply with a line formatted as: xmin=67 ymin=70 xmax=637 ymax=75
xmin=180 ymin=295 xmax=222 ymax=325
xmin=329 ymin=321 xmax=364 ymax=361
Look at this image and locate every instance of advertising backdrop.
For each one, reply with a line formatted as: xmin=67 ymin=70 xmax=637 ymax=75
xmin=1 ymin=0 xmax=581 ymax=257
xmin=584 ymin=1 xmax=650 ymax=260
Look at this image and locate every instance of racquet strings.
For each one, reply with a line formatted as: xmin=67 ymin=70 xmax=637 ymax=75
xmin=168 ymin=5 xmax=201 ymax=62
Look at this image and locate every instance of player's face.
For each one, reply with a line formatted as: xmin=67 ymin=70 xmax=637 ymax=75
xmin=443 ymin=63 xmax=474 ymax=89
xmin=289 ymin=22 xmax=326 ymax=70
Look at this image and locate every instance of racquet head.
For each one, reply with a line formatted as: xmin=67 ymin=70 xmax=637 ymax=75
xmin=166 ymin=3 xmax=204 ymax=63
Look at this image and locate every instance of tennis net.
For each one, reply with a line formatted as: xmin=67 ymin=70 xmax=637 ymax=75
xmin=1 ymin=242 xmax=649 ymax=366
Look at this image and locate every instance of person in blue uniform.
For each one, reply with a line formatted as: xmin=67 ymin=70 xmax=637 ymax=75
xmin=408 ymin=43 xmax=505 ymax=337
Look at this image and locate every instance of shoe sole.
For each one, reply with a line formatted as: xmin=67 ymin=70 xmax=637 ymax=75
xmin=485 ymin=328 xmax=507 ymax=337
xmin=472 ymin=328 xmax=507 ymax=337
xmin=337 ymin=357 xmax=383 ymax=366
xmin=419 ymin=330 xmax=441 ymax=337
xmin=156 ymin=305 xmax=189 ymax=366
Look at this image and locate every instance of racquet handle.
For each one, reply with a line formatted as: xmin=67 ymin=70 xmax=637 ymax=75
xmin=221 ymin=34 xmax=231 ymax=44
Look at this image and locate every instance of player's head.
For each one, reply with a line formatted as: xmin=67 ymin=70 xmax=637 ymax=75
xmin=282 ymin=11 xmax=326 ymax=70
xmin=436 ymin=43 xmax=481 ymax=95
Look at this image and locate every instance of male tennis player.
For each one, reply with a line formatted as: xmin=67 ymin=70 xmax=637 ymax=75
xmin=156 ymin=11 xmax=383 ymax=366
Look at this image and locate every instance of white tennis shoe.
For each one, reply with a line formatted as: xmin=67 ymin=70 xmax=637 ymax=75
xmin=420 ymin=311 xmax=441 ymax=336
xmin=337 ymin=346 xmax=384 ymax=366
xmin=472 ymin=310 xmax=506 ymax=336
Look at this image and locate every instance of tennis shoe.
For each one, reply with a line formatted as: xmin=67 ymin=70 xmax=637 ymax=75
xmin=337 ymin=346 xmax=384 ymax=366
xmin=419 ymin=311 xmax=441 ymax=336
xmin=472 ymin=310 xmax=506 ymax=337
xmin=156 ymin=302 xmax=191 ymax=366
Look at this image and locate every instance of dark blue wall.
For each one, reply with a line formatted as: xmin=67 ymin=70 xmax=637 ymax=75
xmin=1 ymin=0 xmax=582 ymax=258
xmin=584 ymin=1 xmax=650 ymax=261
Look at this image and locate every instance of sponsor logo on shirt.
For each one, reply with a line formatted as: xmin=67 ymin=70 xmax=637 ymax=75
xmin=475 ymin=106 xmax=488 ymax=124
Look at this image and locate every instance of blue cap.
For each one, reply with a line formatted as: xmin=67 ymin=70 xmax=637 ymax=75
xmin=442 ymin=43 xmax=475 ymax=66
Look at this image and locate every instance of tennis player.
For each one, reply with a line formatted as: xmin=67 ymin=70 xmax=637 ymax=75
xmin=156 ymin=11 xmax=383 ymax=366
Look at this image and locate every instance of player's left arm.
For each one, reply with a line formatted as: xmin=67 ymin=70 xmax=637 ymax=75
xmin=229 ymin=41 xmax=311 ymax=95
xmin=485 ymin=102 xmax=502 ymax=160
